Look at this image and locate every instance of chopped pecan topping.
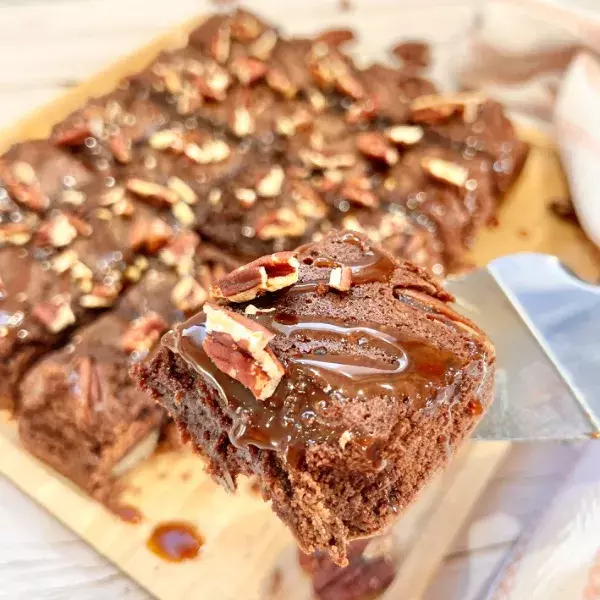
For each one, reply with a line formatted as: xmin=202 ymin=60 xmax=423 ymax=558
xmin=50 ymin=249 xmax=78 ymax=274
xmin=32 ymin=294 xmax=76 ymax=333
xmin=202 ymin=303 xmax=284 ymax=400
xmin=0 ymin=159 xmax=48 ymax=212
xmin=129 ymin=216 xmax=174 ymax=253
xmin=121 ymin=311 xmax=168 ymax=354
xmin=195 ymin=64 xmax=231 ymax=101
xmin=316 ymin=28 xmax=356 ymax=47
xmin=391 ymin=40 xmax=430 ymax=69
xmin=74 ymin=356 xmax=103 ymax=428
xmin=421 ymin=157 xmax=469 ymax=188
xmin=329 ymin=266 xmax=352 ymax=291
xmin=167 ymin=176 xmax=198 ymax=205
xmin=61 ymin=189 xmax=86 ymax=206
xmin=79 ymin=283 xmax=120 ymax=308
xmin=356 ymin=132 xmax=398 ymax=165
xmin=385 ymin=124 xmax=424 ymax=146
xmin=230 ymin=9 xmax=263 ymax=42
xmin=171 ymin=201 xmax=196 ymax=227
xmin=107 ymin=134 xmax=132 ymax=164
xmin=149 ymin=129 xmax=185 ymax=152
xmin=231 ymin=56 xmax=268 ymax=86
xmin=410 ymin=92 xmax=486 ymax=123
xmin=254 ymin=207 xmax=307 ymax=240
xmin=171 ymin=276 xmax=208 ymax=312
xmin=0 ymin=222 xmax=32 ymax=246
xmin=341 ymin=177 xmax=380 ymax=208
xmin=159 ymin=231 xmax=200 ymax=267
xmin=290 ymin=180 xmax=328 ymax=218
xmin=184 ymin=139 xmax=231 ymax=164
xmin=35 ymin=213 xmax=82 ymax=248
xmin=210 ymin=22 xmax=231 ymax=64
xmin=100 ymin=186 xmax=126 ymax=207
xmin=212 ymin=251 xmax=299 ymax=303
xmin=250 ymin=29 xmax=278 ymax=60
xmin=345 ymin=98 xmax=379 ymax=125
xmin=53 ymin=121 xmax=93 ymax=147
xmin=266 ymin=68 xmax=298 ymax=98
xmin=299 ymin=149 xmax=356 ymax=170
xmin=256 ymin=166 xmax=284 ymax=198
xmin=235 ymin=188 xmax=257 ymax=208
xmin=231 ymin=106 xmax=256 ymax=137
xmin=126 ymin=178 xmax=179 ymax=207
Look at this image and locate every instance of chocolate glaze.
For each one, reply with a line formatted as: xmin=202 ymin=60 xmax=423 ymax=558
xmin=164 ymin=235 xmax=467 ymax=467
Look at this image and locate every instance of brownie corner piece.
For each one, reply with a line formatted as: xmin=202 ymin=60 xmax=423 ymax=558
xmin=132 ymin=231 xmax=495 ymax=565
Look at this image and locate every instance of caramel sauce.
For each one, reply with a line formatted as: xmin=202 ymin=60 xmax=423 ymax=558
xmin=115 ymin=504 xmax=143 ymax=524
xmin=147 ymin=521 xmax=204 ymax=562
xmin=164 ymin=234 xmax=479 ymax=468
xmin=167 ymin=312 xmax=464 ymax=467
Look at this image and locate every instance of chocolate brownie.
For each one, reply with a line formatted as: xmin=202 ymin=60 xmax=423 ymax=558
xmin=18 ymin=267 xmax=177 ymax=495
xmin=0 ymin=246 xmax=83 ymax=409
xmin=0 ymin=141 xmax=94 ymax=213
xmin=132 ymin=231 xmax=495 ymax=564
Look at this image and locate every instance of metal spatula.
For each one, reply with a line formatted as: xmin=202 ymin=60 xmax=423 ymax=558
xmin=445 ymin=253 xmax=600 ymax=441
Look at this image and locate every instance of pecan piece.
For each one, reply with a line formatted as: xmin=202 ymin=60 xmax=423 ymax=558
xmin=79 ymin=282 xmax=121 ymax=308
xmin=391 ymin=40 xmax=430 ymax=69
xmin=107 ymin=134 xmax=132 ymax=164
xmin=0 ymin=159 xmax=48 ymax=212
xmin=126 ymin=178 xmax=179 ymax=207
xmin=184 ymin=139 xmax=230 ymax=164
xmin=254 ymin=208 xmax=307 ymax=240
xmin=195 ymin=64 xmax=231 ymax=101
xmin=266 ymin=68 xmax=298 ymax=99
xmin=167 ymin=177 xmax=198 ymax=205
xmin=149 ymin=129 xmax=185 ymax=153
xmin=385 ymin=124 xmax=424 ymax=146
xmin=35 ymin=214 xmax=81 ymax=248
xmin=229 ymin=105 xmax=255 ymax=138
xmin=410 ymin=92 xmax=486 ymax=123
xmin=329 ymin=266 xmax=352 ymax=291
xmin=32 ymin=294 xmax=76 ymax=333
xmin=159 ymin=231 xmax=200 ymax=268
xmin=0 ymin=223 xmax=32 ymax=246
xmin=340 ymin=177 xmax=380 ymax=208
xmin=291 ymin=180 xmax=328 ymax=219
xmin=210 ymin=22 xmax=231 ymax=64
xmin=121 ymin=311 xmax=168 ymax=354
xmin=356 ymin=132 xmax=398 ymax=165
xmin=212 ymin=251 xmax=299 ymax=303
xmin=202 ymin=303 xmax=284 ymax=400
xmin=317 ymin=28 xmax=356 ymax=47
xmin=299 ymin=149 xmax=356 ymax=170
xmin=249 ymin=29 xmax=278 ymax=60
xmin=256 ymin=166 xmax=284 ymax=198
xmin=129 ymin=216 xmax=174 ymax=253
xmin=74 ymin=356 xmax=103 ymax=428
xmin=230 ymin=56 xmax=268 ymax=86
xmin=171 ymin=276 xmax=208 ymax=312
xmin=421 ymin=157 xmax=469 ymax=188
xmin=230 ymin=9 xmax=263 ymax=42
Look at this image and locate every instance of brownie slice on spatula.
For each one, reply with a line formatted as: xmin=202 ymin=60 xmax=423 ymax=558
xmin=131 ymin=231 xmax=495 ymax=565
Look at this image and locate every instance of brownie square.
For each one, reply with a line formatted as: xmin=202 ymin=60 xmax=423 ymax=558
xmin=132 ymin=231 xmax=495 ymax=564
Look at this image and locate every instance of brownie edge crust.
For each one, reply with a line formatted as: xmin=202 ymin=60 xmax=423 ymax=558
xmin=132 ymin=231 xmax=495 ymax=565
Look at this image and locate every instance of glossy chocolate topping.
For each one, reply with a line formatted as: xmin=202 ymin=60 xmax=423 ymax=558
xmin=163 ymin=234 xmax=475 ymax=467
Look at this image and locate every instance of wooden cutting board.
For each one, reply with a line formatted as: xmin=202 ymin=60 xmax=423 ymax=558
xmin=1 ymin=14 xmax=599 ymax=600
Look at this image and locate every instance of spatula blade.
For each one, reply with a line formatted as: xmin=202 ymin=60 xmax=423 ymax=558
xmin=446 ymin=253 xmax=600 ymax=441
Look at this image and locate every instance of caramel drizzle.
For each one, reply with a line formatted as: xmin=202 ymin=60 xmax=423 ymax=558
xmin=165 ymin=234 xmax=470 ymax=467
xmin=168 ymin=311 xmax=464 ymax=468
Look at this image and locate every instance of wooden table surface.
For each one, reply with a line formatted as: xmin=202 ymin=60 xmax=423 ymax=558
xmin=0 ymin=1 xmax=593 ymax=598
